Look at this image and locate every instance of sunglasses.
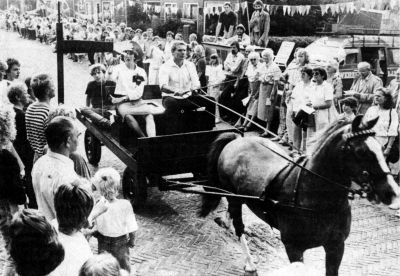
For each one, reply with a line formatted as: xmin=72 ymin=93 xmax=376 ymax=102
xmin=250 ymin=59 xmax=257 ymax=61
xmin=210 ymin=56 xmax=218 ymax=59
xmin=313 ymin=72 xmax=320 ymax=76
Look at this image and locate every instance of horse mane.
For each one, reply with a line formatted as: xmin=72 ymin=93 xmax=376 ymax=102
xmin=308 ymin=119 xmax=352 ymax=156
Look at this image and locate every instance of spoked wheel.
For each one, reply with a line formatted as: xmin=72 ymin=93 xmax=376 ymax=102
xmin=84 ymin=130 xmax=102 ymax=165
xmin=122 ymin=167 xmax=147 ymax=209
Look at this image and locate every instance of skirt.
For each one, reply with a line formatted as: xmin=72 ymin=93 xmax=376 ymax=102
xmin=257 ymin=82 xmax=274 ymax=122
xmin=247 ymin=81 xmax=260 ymax=117
xmin=117 ymin=100 xmax=158 ymax=120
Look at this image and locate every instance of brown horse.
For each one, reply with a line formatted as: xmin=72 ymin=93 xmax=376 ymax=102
xmin=200 ymin=116 xmax=400 ymax=276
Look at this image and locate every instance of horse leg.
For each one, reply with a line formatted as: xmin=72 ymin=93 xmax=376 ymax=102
xmin=323 ymin=241 xmax=344 ymax=276
xmin=284 ymin=243 xmax=304 ymax=263
xmin=214 ymin=206 xmax=232 ymax=230
xmin=228 ymin=199 xmax=257 ymax=274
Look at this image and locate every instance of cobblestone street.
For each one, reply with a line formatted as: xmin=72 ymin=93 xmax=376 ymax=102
xmin=1 ymin=30 xmax=400 ymax=275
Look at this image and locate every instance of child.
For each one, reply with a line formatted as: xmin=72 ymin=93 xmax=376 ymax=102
xmin=92 ymin=168 xmax=138 ymax=272
xmin=85 ymin=64 xmax=116 ymax=110
xmin=338 ymin=96 xmax=358 ymax=122
xmin=51 ymin=180 xmax=94 ymax=276
xmin=79 ymin=253 xmax=129 ymax=276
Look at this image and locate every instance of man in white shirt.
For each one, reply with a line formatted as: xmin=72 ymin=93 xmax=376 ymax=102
xmin=32 ymin=116 xmax=80 ymax=221
xmin=111 ymin=49 xmax=156 ymax=137
xmin=159 ymin=41 xmax=215 ymax=132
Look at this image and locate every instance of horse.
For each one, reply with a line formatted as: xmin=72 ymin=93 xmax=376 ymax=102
xmin=200 ymin=116 xmax=400 ymax=276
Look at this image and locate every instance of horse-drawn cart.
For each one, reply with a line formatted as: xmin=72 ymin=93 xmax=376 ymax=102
xmin=76 ymin=89 xmax=240 ymax=208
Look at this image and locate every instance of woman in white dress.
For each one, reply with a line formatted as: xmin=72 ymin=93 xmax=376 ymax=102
xmin=206 ymin=53 xmax=225 ymax=123
xmin=306 ymin=67 xmax=338 ymax=152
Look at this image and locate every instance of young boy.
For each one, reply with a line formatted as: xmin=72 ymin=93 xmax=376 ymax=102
xmin=85 ymin=64 xmax=116 ymax=109
xmin=52 ymin=180 xmax=94 ymax=276
xmin=92 ymin=167 xmax=138 ymax=273
xmin=339 ymin=96 xmax=358 ymax=122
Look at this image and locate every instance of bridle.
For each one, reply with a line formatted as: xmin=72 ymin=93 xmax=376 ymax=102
xmin=341 ymin=129 xmax=391 ymax=199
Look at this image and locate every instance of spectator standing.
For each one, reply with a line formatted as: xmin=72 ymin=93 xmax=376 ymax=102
xmin=5 ymin=58 xmax=21 ymax=84
xmin=147 ymin=37 xmax=165 ymax=85
xmin=92 ymin=168 xmax=138 ymax=273
xmin=25 ymin=73 xmax=54 ymax=162
xmin=193 ymin=45 xmax=207 ymax=91
xmin=0 ymin=60 xmax=10 ymax=105
xmin=306 ymin=68 xmax=338 ymax=151
xmin=164 ymin=31 xmax=175 ymax=61
xmin=259 ymin=49 xmax=282 ymax=137
xmin=290 ymin=67 xmax=313 ymax=155
xmin=326 ymin=59 xmax=343 ymax=111
xmin=7 ymin=83 xmax=36 ymax=208
xmin=85 ymin=64 xmax=116 ymax=109
xmin=0 ymin=106 xmax=27 ymax=276
xmin=242 ymin=51 xmax=262 ymax=131
xmin=346 ymin=61 xmax=383 ymax=114
xmin=249 ymin=0 xmax=270 ymax=47
xmin=8 ymin=209 xmax=65 ymax=276
xmin=283 ymin=49 xmax=309 ymax=146
xmin=215 ymin=2 xmax=237 ymax=40
xmin=31 ymin=116 xmax=80 ymax=221
xmin=51 ymin=181 xmax=94 ymax=276
xmin=389 ymin=67 xmax=400 ymax=107
xmin=206 ymin=53 xmax=225 ymax=123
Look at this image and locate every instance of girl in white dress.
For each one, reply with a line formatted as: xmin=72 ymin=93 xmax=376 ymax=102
xmin=206 ymin=53 xmax=225 ymax=123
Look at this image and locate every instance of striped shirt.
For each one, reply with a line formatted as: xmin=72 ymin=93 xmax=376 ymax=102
xmin=25 ymin=102 xmax=50 ymax=155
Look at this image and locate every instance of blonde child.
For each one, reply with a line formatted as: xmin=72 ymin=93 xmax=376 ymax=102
xmin=79 ymin=253 xmax=129 ymax=276
xmin=91 ymin=168 xmax=138 ymax=273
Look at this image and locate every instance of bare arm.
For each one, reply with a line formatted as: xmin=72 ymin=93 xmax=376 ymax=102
xmin=86 ymin=95 xmax=91 ymax=107
xmin=215 ymin=22 xmax=222 ymax=39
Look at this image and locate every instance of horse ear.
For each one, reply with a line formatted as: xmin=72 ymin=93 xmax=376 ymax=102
xmin=361 ymin=116 xmax=379 ymax=131
xmin=351 ymin=115 xmax=364 ymax=132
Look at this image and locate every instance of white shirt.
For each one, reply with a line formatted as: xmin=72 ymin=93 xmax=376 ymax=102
xmin=224 ymin=52 xmax=245 ymax=74
xmin=95 ymin=199 xmax=138 ymax=237
xmin=363 ymin=105 xmax=399 ymax=147
xmin=245 ymin=62 xmax=262 ymax=83
xmin=113 ymin=63 xmax=147 ymax=100
xmin=159 ymin=59 xmax=200 ymax=95
xmin=50 ymin=220 xmax=93 ymax=276
xmin=0 ymin=80 xmax=10 ymax=106
xmin=32 ymin=151 xmax=78 ymax=221
xmin=206 ymin=64 xmax=225 ymax=86
xmin=291 ymin=81 xmax=313 ymax=112
xmin=164 ymin=40 xmax=174 ymax=61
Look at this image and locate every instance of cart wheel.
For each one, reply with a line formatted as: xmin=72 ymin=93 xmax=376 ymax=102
xmin=122 ymin=168 xmax=147 ymax=209
xmin=84 ymin=130 xmax=102 ymax=165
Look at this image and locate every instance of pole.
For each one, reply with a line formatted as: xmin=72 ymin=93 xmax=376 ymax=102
xmin=125 ymin=0 xmax=128 ymax=24
xmin=97 ymin=3 xmax=100 ymax=22
xmin=56 ymin=1 xmax=64 ymax=104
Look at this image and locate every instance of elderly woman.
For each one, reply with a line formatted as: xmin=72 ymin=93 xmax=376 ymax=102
xmin=241 ymin=52 xmax=262 ymax=131
xmin=192 ymin=45 xmax=207 ymax=91
xmin=258 ymin=48 xmax=282 ymax=137
xmin=326 ymin=59 xmax=343 ymax=111
xmin=306 ymin=67 xmax=338 ymax=152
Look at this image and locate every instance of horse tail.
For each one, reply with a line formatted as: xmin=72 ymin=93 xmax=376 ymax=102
xmin=199 ymin=132 xmax=239 ymax=217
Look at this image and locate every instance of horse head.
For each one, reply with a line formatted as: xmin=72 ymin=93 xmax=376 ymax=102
xmin=340 ymin=115 xmax=400 ymax=205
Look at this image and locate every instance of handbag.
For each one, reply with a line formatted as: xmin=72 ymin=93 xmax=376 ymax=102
xmin=293 ymin=109 xmax=316 ymax=129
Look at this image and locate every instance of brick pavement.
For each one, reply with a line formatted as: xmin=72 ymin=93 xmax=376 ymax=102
xmin=2 ymin=30 xmax=400 ymax=275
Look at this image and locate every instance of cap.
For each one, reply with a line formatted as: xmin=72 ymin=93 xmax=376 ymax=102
xmin=236 ymin=24 xmax=245 ymax=31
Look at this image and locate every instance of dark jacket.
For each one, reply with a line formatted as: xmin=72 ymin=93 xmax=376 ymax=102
xmin=0 ymin=149 xmax=26 ymax=204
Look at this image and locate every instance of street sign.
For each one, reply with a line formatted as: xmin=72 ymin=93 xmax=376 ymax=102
xmin=274 ymin=41 xmax=295 ymax=67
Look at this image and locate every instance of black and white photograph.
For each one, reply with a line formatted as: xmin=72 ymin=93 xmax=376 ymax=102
xmin=0 ymin=0 xmax=399 ymax=275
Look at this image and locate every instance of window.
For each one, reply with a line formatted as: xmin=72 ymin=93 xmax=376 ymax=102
xmin=164 ymin=3 xmax=178 ymax=18
xmin=345 ymin=49 xmax=359 ymax=65
xmin=143 ymin=2 xmax=162 ymax=16
xmin=387 ymin=48 xmax=400 ymax=65
xmin=183 ymin=3 xmax=198 ymax=20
